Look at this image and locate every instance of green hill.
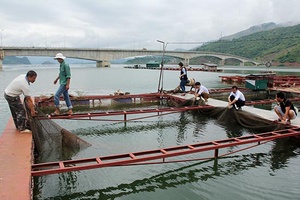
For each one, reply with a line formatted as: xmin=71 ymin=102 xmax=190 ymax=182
xmin=194 ymin=24 xmax=300 ymax=65
xmin=221 ymin=22 xmax=279 ymax=41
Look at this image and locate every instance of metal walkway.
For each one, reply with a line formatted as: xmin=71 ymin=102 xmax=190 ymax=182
xmin=32 ymin=127 xmax=300 ymax=176
xmin=37 ymin=97 xmax=300 ymax=121
xmin=39 ymin=105 xmax=213 ymax=121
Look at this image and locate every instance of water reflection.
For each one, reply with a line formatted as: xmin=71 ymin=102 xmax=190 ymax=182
xmin=33 ymin=108 xmax=300 ymax=199
xmin=269 ymin=137 xmax=300 ymax=172
xmin=175 ymin=112 xmax=188 ymax=143
xmin=74 ymin=120 xmax=180 ymax=136
xmin=38 ymin=137 xmax=300 ymax=200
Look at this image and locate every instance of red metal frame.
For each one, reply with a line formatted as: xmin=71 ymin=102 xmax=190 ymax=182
xmin=246 ymin=97 xmax=300 ymax=105
xmin=38 ymin=105 xmax=214 ymax=120
xmin=36 ymin=97 xmax=300 ymax=121
xmin=31 ymin=127 xmax=300 ymax=176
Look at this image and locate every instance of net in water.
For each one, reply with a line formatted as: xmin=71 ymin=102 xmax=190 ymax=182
xmin=27 ymin=107 xmax=91 ymax=163
xmin=198 ymin=106 xmax=284 ymax=132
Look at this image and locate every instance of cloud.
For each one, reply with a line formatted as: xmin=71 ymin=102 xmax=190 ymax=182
xmin=0 ymin=0 xmax=299 ymax=50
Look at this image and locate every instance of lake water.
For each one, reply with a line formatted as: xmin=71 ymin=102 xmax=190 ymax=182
xmin=1 ymin=64 xmax=300 ymax=200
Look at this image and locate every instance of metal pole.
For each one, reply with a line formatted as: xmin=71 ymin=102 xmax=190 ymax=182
xmin=157 ymin=40 xmax=168 ymax=93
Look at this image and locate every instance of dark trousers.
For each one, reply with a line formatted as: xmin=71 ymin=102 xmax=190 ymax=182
xmin=4 ymin=93 xmax=29 ymax=130
xmin=230 ymin=95 xmax=245 ymax=108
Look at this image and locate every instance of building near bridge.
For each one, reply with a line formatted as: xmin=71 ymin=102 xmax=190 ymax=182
xmin=146 ymin=61 xmax=160 ymax=68
xmin=202 ymin=63 xmax=218 ymax=70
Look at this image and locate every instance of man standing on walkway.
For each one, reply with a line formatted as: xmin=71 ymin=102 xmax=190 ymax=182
xmin=52 ymin=53 xmax=73 ymax=115
xmin=4 ymin=70 xmax=37 ymax=132
xmin=228 ymin=86 xmax=245 ymax=110
xmin=179 ymin=62 xmax=188 ymax=96
xmin=274 ymin=91 xmax=297 ymax=124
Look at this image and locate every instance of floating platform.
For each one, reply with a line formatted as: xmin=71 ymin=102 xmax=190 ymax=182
xmin=2 ymin=92 xmax=300 ymax=198
xmin=124 ymin=66 xmax=223 ymax=72
xmin=31 ymin=94 xmax=300 ymax=176
xmin=219 ymin=74 xmax=300 ymax=87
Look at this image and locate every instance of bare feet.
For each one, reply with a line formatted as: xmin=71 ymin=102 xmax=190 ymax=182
xmin=51 ymin=111 xmax=60 ymax=116
xmin=67 ymin=110 xmax=73 ymax=115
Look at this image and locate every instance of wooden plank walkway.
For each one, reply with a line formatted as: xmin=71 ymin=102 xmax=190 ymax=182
xmin=0 ymin=118 xmax=33 ymax=200
xmin=172 ymin=93 xmax=300 ymax=127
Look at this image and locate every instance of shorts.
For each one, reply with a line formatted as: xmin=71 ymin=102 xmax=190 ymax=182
xmin=274 ymin=105 xmax=297 ymax=120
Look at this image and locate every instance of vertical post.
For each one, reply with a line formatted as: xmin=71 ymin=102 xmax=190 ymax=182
xmin=214 ymin=148 xmax=219 ymax=158
xmin=157 ymin=40 xmax=168 ymax=93
xmin=213 ymin=157 xmax=218 ymax=172
xmin=0 ymin=49 xmax=4 ymax=69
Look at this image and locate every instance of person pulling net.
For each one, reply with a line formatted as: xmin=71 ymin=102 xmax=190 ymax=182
xmin=197 ymin=106 xmax=285 ymax=132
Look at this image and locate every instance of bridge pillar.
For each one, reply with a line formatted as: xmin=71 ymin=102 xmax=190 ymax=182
xmin=220 ymin=59 xmax=225 ymax=66
xmin=184 ymin=58 xmax=189 ymax=66
xmin=0 ymin=49 xmax=4 ymax=69
xmin=240 ymin=61 xmax=245 ymax=66
xmin=96 ymin=60 xmax=110 ymax=68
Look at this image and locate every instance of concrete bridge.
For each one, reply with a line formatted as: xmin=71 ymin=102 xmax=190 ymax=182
xmin=0 ymin=47 xmax=261 ymax=68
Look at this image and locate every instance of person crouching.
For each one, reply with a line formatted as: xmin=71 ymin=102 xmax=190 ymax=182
xmin=274 ymin=91 xmax=297 ymax=124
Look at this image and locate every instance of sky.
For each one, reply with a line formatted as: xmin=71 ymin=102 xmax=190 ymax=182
xmin=0 ymin=0 xmax=299 ymax=50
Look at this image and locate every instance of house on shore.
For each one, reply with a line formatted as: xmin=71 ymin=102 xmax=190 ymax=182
xmin=146 ymin=61 xmax=160 ymax=68
xmin=202 ymin=63 xmax=218 ymax=70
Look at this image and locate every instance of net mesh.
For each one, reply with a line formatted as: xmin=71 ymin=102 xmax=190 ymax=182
xmin=171 ymin=98 xmax=284 ymax=132
xmin=198 ymin=107 xmax=284 ymax=132
xmin=27 ymin=105 xmax=91 ymax=163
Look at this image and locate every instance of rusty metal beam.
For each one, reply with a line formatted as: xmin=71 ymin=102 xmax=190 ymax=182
xmin=37 ymin=105 xmax=213 ymax=120
xmin=31 ymin=127 xmax=300 ymax=176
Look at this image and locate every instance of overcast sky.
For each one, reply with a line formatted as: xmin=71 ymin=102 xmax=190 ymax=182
xmin=0 ymin=0 xmax=299 ymax=50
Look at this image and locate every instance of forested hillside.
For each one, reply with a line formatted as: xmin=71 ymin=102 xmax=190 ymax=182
xmin=195 ymin=24 xmax=300 ymax=65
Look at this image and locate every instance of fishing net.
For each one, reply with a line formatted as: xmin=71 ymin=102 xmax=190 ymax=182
xmin=25 ymin=101 xmax=91 ymax=163
xmin=197 ymin=107 xmax=284 ymax=132
xmin=170 ymin=98 xmax=284 ymax=132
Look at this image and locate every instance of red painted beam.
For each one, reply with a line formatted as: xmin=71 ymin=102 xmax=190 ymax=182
xmin=37 ymin=105 xmax=214 ymax=120
xmin=32 ymin=127 xmax=300 ymax=176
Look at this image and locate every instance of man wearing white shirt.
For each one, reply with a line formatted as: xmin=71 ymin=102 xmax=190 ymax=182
xmin=4 ymin=70 xmax=37 ymax=132
xmin=228 ymin=86 xmax=245 ymax=110
xmin=194 ymin=82 xmax=209 ymax=102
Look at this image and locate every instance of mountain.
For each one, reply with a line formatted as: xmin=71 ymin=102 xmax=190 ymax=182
xmin=3 ymin=56 xmax=96 ymax=64
xmin=3 ymin=56 xmax=31 ymax=64
xmin=194 ymin=24 xmax=300 ymax=65
xmin=221 ymin=22 xmax=279 ymax=41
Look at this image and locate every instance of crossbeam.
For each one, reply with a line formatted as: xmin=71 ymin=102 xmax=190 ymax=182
xmin=31 ymin=127 xmax=300 ymax=176
xmin=37 ymin=105 xmax=213 ymax=120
